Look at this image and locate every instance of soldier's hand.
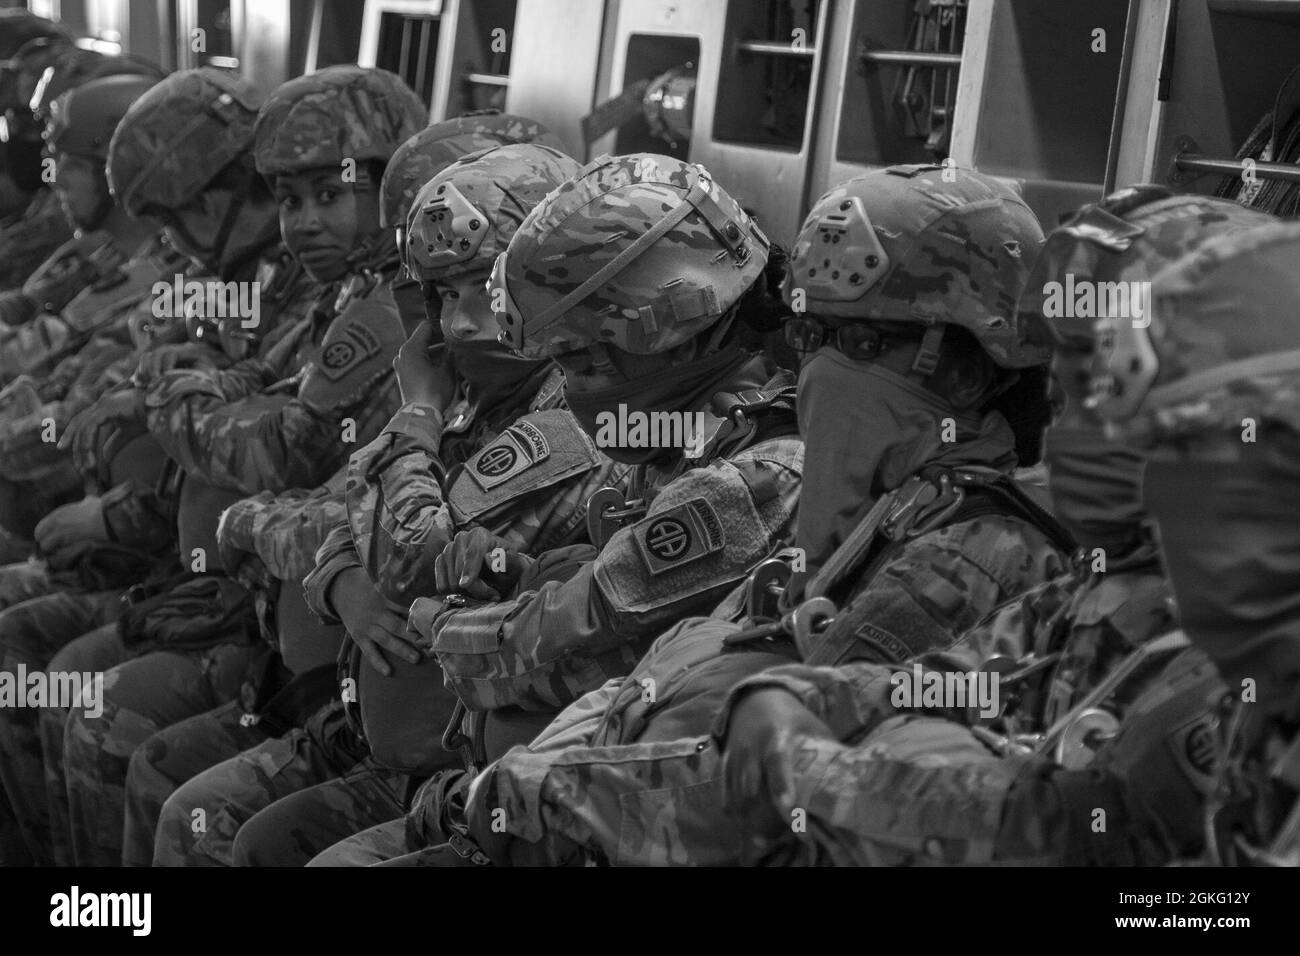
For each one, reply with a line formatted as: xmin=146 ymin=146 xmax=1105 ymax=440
xmin=34 ymin=496 xmax=108 ymax=554
xmin=60 ymin=386 xmax=144 ymax=473
xmin=433 ymin=527 xmax=527 ymax=599
xmin=393 ymin=322 xmax=456 ymax=412
xmin=721 ymin=688 xmax=832 ymax=842
xmin=135 ymin=342 xmax=221 ymax=385
xmin=329 ymin=567 xmax=422 ymax=677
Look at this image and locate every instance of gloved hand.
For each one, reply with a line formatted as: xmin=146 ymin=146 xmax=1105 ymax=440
xmin=719 ymin=687 xmax=834 ymax=845
xmin=34 ymin=496 xmax=108 ymax=556
xmin=433 ymin=526 xmax=531 ymax=600
xmin=393 ymin=321 xmax=457 ymax=412
xmin=404 ymin=769 xmax=471 ymax=849
xmin=329 ymin=566 xmax=422 ymax=677
xmin=59 ymin=385 xmax=145 ymax=476
xmin=134 ymin=341 xmax=223 ymax=385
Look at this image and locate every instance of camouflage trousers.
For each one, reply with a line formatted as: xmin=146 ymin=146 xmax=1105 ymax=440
xmin=0 ymin=560 xmax=58 ymax=611
xmin=466 ymin=617 xmax=792 ymax=866
xmin=153 ymin=698 xmax=382 ymax=867
xmin=231 ymin=756 xmax=410 ymax=867
xmin=120 ymin=698 xmax=271 ymax=867
xmin=0 ymin=586 xmax=121 ymax=866
xmin=61 ymin=638 xmax=268 ymax=866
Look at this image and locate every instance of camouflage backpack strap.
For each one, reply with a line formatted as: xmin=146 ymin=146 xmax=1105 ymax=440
xmin=684 ymin=369 xmax=799 ymax=465
xmin=726 ymin=466 xmax=1076 ymax=655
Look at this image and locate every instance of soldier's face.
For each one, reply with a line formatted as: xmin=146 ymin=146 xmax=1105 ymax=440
xmin=52 ymin=152 xmax=105 ymax=230
xmin=274 ymin=168 xmax=370 ymax=282
xmin=433 ymin=270 xmax=495 ymax=343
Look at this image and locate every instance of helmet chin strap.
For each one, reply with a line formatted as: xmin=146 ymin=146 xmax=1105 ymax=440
xmin=209 ymin=165 xmax=255 ymax=275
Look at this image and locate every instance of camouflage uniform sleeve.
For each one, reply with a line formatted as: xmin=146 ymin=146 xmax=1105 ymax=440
xmin=302 ymin=512 xmax=363 ymax=623
xmin=101 ymin=479 xmax=177 ymax=552
xmin=143 ymin=289 xmax=405 ymax=496
xmin=426 ymin=438 xmax=803 ymax=712
xmin=800 ymin=515 xmax=1069 ymax=667
xmin=344 ymin=400 xmax=454 ymax=599
xmin=143 ymin=365 xmax=400 ymax=497
xmin=215 ymin=467 xmax=348 ymax=583
xmin=351 ymin=405 xmax=626 ymax=606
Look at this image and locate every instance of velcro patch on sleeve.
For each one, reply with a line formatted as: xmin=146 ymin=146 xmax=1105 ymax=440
xmin=632 ymin=497 xmax=726 ymax=576
xmin=467 ymin=420 xmax=552 ymax=491
xmin=316 ymin=319 xmax=383 ymax=381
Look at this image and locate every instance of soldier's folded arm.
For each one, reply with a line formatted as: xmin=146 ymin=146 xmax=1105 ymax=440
xmin=428 ymin=450 xmax=801 ymax=710
xmin=215 ymin=469 xmax=347 ymax=583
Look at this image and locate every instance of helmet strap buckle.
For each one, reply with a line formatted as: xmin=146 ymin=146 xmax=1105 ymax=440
xmin=909 ymin=325 xmax=945 ymax=378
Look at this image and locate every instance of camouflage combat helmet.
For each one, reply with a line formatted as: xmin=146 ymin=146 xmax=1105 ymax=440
xmin=0 ymin=9 xmax=70 ymax=61
xmin=107 ymin=67 xmax=263 ymax=217
xmin=1017 ymin=185 xmax=1274 ymax=355
xmin=46 ymin=73 xmax=163 ymax=160
xmin=1088 ymin=220 xmax=1300 ymax=442
xmin=381 ymin=110 xmax=566 ymax=229
xmin=0 ymin=35 xmax=71 ymax=117
xmin=491 ymin=152 xmax=770 ymax=359
xmin=253 ymin=64 xmax=426 ymax=182
xmin=786 ymin=163 xmax=1046 ymax=370
xmin=405 ymin=142 xmax=580 ymax=283
xmin=31 ymin=47 xmax=164 ymax=124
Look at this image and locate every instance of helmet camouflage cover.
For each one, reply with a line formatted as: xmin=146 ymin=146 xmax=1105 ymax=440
xmin=46 ymin=72 xmax=163 ymax=161
xmin=405 ymin=142 xmax=581 ymax=282
xmin=108 ymin=67 xmax=263 ymax=217
xmin=1089 ymin=220 xmax=1300 ymax=445
xmin=492 ymin=152 xmax=770 ymax=359
xmin=254 ymin=64 xmax=426 ymax=180
xmin=787 ymin=163 xmax=1046 ymax=368
xmin=380 ymin=111 xmax=567 ymax=229
xmin=1017 ymin=186 xmax=1273 ymax=353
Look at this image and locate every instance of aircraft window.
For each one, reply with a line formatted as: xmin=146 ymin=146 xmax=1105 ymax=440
xmin=713 ymin=0 xmax=821 ymax=152
xmin=448 ymin=0 xmax=516 ymax=115
xmin=376 ymin=11 xmax=440 ymax=106
xmin=837 ymin=0 xmax=965 ymax=166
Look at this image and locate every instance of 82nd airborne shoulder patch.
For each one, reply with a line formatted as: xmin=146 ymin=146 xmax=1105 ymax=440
xmin=634 ymin=497 xmax=726 ymax=575
xmin=467 ymin=420 xmax=552 ymax=491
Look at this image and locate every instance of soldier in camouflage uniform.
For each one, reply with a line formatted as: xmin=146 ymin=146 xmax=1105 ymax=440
xmin=1081 ymin=219 xmax=1300 ymax=866
xmin=0 ymin=52 xmax=165 ymax=375
xmin=124 ymin=119 xmax=575 ymax=865
xmin=149 ymin=133 xmax=626 ymax=867
xmin=299 ymin=152 xmax=816 ymax=866
xmin=695 ymin=187 xmax=1273 ymax=866
xmin=331 ymin=164 xmax=1077 ymax=867
xmin=0 ymin=73 xmax=167 ymax=554
xmin=51 ymin=65 xmax=426 ymax=866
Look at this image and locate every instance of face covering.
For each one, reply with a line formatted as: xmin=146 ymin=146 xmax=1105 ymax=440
xmin=1043 ymin=426 xmax=1148 ymax=556
xmin=795 ymin=346 xmax=1015 ymax=569
xmin=1145 ymin=443 xmax=1300 ymax=721
xmin=564 ymin=345 xmax=748 ymax=465
xmin=447 ymin=337 xmax=548 ymax=422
